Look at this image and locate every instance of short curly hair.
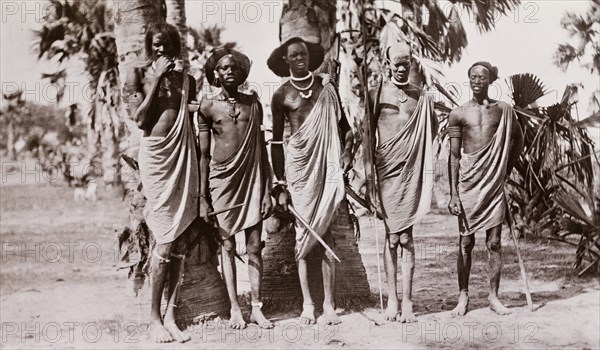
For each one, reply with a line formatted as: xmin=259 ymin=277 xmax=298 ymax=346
xmin=144 ymin=23 xmax=181 ymax=59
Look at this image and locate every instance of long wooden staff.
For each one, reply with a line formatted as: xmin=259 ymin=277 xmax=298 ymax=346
xmin=288 ymin=205 xmax=342 ymax=263
xmin=503 ymin=192 xmax=534 ymax=311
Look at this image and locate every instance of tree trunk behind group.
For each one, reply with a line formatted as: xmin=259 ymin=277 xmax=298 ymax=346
xmin=262 ymin=0 xmax=372 ymax=311
xmin=112 ymin=0 xmax=229 ymax=328
xmin=165 ymin=0 xmax=188 ymax=69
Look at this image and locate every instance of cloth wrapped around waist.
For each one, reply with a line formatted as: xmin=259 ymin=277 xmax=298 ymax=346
xmin=375 ymin=91 xmax=435 ymax=234
xmin=458 ymin=103 xmax=514 ymax=235
xmin=138 ymin=74 xmax=199 ymax=244
xmin=209 ymin=93 xmax=266 ymax=238
xmin=285 ymin=83 xmax=345 ymax=260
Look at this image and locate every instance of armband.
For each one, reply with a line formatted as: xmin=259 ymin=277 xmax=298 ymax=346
xmin=447 ymin=126 xmax=462 ymax=138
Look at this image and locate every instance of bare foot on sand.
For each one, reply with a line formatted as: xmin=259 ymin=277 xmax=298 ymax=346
xmin=321 ymin=303 xmax=341 ymax=325
xmin=163 ymin=317 xmax=190 ymax=343
xmin=250 ymin=306 xmax=274 ymax=329
xmin=300 ymin=304 xmax=316 ymax=325
xmin=451 ymin=292 xmax=469 ymax=316
xmin=149 ymin=320 xmax=174 ymax=343
xmin=398 ymin=301 xmax=417 ymax=323
xmin=228 ymin=308 xmax=247 ymax=329
xmin=489 ymin=296 xmax=511 ymax=315
xmin=385 ymin=299 xmax=399 ymax=322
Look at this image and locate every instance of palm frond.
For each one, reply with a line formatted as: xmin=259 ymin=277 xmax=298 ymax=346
xmin=444 ymin=5 xmax=467 ymax=62
xmin=507 ymin=73 xmax=547 ymax=108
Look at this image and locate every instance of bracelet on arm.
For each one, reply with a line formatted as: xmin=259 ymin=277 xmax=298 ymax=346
xmin=274 ymin=180 xmax=287 ymax=187
xmin=447 ymin=126 xmax=462 ymax=138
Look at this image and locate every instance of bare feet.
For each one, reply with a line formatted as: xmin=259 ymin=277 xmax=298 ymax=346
xmin=398 ymin=300 xmax=417 ymax=323
xmin=451 ymin=291 xmax=469 ymax=316
xmin=321 ymin=303 xmax=341 ymax=325
xmin=300 ymin=304 xmax=316 ymax=325
xmin=228 ymin=308 xmax=247 ymax=329
xmin=384 ymin=299 xmax=399 ymax=322
xmin=149 ymin=320 xmax=174 ymax=343
xmin=250 ymin=306 xmax=274 ymax=329
xmin=163 ymin=316 xmax=191 ymax=343
xmin=489 ymin=296 xmax=511 ymax=315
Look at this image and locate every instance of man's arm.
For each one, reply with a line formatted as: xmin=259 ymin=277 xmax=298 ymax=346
xmin=133 ymin=57 xmax=174 ymax=131
xmin=198 ymin=101 xmax=212 ymax=219
xmin=447 ymin=108 xmax=463 ymax=215
xmin=122 ymin=67 xmax=143 ymax=118
xmin=257 ymin=97 xmax=273 ymax=195
xmin=367 ymin=88 xmax=379 ymax=154
xmin=270 ymin=90 xmax=286 ymax=183
xmin=507 ymin=110 xmax=524 ymax=177
xmin=337 ymin=101 xmax=354 ymax=173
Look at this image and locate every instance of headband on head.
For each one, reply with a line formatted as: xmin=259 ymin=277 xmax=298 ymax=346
xmin=468 ymin=61 xmax=498 ymax=83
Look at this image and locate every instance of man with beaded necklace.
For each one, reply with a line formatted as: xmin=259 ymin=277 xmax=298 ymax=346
xmin=268 ymin=37 xmax=354 ymax=325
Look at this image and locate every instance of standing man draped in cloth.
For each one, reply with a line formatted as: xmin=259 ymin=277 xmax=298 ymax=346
xmin=123 ymin=23 xmax=196 ymax=343
xmin=368 ymin=42 xmax=437 ymax=323
xmin=268 ymin=37 xmax=354 ymax=325
xmin=447 ymin=62 xmax=523 ymax=316
xmin=198 ymin=49 xmax=274 ymax=330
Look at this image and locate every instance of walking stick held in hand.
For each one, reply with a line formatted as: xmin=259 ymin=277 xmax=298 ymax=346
xmin=503 ymin=192 xmax=534 ymax=311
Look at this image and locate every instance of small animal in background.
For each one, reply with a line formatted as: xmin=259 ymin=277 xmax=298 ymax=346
xmin=85 ymin=182 xmax=98 ymax=202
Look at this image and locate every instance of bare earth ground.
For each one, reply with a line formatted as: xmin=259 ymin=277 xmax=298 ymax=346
xmin=1 ymin=181 xmax=599 ymax=349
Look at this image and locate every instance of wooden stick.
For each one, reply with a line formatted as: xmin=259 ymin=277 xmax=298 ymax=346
xmin=344 ymin=184 xmax=385 ymax=220
xmin=288 ymin=205 xmax=341 ymax=263
xmin=503 ymin=193 xmax=534 ymax=311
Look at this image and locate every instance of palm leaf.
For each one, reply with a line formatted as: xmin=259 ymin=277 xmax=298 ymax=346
xmin=507 ymin=73 xmax=547 ymax=108
xmin=573 ymin=111 xmax=600 ymax=128
xmin=444 ymin=5 xmax=467 ymax=62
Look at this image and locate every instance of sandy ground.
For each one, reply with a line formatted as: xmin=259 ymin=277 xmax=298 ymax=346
xmin=1 ymin=181 xmax=599 ymax=349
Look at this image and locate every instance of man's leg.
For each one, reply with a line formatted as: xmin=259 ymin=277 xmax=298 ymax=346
xmin=149 ymin=242 xmax=175 ymax=343
xmin=487 ymin=224 xmax=511 ymax=315
xmin=163 ymin=236 xmax=191 ymax=342
xmin=321 ymin=230 xmax=341 ymax=325
xmin=298 ymin=256 xmax=316 ymax=324
xmin=222 ymin=235 xmax=246 ymax=329
xmin=398 ymin=227 xmax=416 ymax=323
xmin=451 ymin=233 xmax=475 ymax=316
xmin=383 ymin=233 xmax=400 ymax=321
xmin=246 ymin=223 xmax=274 ymax=329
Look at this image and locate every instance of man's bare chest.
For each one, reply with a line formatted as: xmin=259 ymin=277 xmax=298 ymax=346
xmin=463 ymin=105 xmax=503 ymax=130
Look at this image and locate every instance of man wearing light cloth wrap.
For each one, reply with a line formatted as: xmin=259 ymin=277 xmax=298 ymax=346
xmin=368 ymin=42 xmax=437 ymax=323
xmin=124 ymin=23 xmax=198 ymax=343
xmin=447 ymin=61 xmax=523 ymax=317
xmin=269 ymin=37 xmax=354 ymax=326
xmin=198 ymin=48 xmax=274 ymax=330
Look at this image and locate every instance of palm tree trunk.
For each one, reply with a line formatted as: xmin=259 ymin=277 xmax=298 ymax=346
xmin=165 ymin=0 xmax=188 ymax=69
xmin=111 ymin=0 xmax=229 ymax=327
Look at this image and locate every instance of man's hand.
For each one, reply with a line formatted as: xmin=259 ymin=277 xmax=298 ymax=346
xmin=318 ymin=73 xmax=331 ymax=86
xmin=448 ymin=196 xmax=463 ymax=216
xmin=274 ymin=187 xmax=288 ymax=212
xmin=261 ymin=194 xmax=273 ymax=219
xmin=199 ymin=195 xmax=213 ymax=222
xmin=154 ymin=56 xmax=175 ymax=77
xmin=340 ymin=149 xmax=353 ymax=174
